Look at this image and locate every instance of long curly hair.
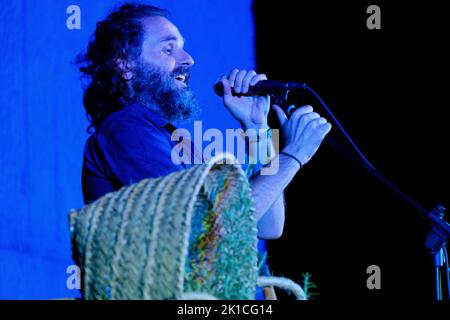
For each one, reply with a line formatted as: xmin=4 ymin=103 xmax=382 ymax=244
xmin=76 ymin=3 xmax=168 ymax=131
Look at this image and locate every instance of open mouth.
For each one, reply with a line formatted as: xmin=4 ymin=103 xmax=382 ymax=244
xmin=174 ymin=73 xmax=189 ymax=85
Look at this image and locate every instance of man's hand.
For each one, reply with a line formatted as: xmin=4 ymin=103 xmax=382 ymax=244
xmin=219 ymin=69 xmax=270 ymax=130
xmin=273 ymin=104 xmax=332 ymax=166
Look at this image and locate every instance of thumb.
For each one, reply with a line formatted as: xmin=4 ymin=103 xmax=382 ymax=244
xmin=220 ymin=76 xmax=234 ymax=107
xmin=220 ymin=76 xmax=232 ymax=97
xmin=272 ymin=104 xmax=288 ymax=127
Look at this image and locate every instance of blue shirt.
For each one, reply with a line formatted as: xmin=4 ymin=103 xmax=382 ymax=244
xmin=81 ymin=101 xmax=268 ymax=299
xmin=82 ymin=102 xmax=192 ymax=204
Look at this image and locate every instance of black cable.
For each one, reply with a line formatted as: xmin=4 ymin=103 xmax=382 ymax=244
xmin=297 ymin=85 xmax=449 ymax=300
xmin=304 ymin=85 xmax=376 ymax=171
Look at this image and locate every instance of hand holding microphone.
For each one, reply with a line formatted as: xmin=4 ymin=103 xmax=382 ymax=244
xmin=215 ymin=68 xmax=332 ymax=167
xmin=214 ymin=79 xmax=306 ymax=97
xmin=216 ymin=69 xmax=271 ymax=131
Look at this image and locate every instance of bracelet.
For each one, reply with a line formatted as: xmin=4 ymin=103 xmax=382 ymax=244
xmin=280 ymin=151 xmax=303 ymax=169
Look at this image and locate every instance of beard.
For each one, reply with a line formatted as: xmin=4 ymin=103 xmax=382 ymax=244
xmin=131 ymin=60 xmax=200 ymax=122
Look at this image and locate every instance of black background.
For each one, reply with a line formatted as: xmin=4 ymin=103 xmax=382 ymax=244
xmin=253 ymin=0 xmax=449 ymax=300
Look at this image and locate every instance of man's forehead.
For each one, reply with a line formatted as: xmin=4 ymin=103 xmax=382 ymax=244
xmin=141 ymin=16 xmax=185 ymax=44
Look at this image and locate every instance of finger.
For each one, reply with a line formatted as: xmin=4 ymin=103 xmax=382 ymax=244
xmin=250 ymin=73 xmax=267 ymax=86
xmin=292 ymin=113 xmax=320 ymax=139
xmin=228 ymin=68 xmax=239 ymax=85
xmin=318 ymin=122 xmax=332 ymax=137
xmin=298 ymin=112 xmax=321 ymax=128
xmin=241 ymin=70 xmax=257 ymax=94
xmin=290 ymin=105 xmax=314 ymax=119
xmin=233 ymin=69 xmax=247 ymax=93
xmin=272 ymin=104 xmax=288 ymax=127
xmin=304 ymin=114 xmax=325 ymax=125
xmin=311 ymin=122 xmax=332 ymax=140
xmin=316 ymin=117 xmax=328 ymax=126
xmin=220 ymin=76 xmax=232 ymax=98
xmin=303 ymin=116 xmax=326 ymax=132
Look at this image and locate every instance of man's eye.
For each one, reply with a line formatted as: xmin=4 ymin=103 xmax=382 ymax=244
xmin=164 ymin=48 xmax=173 ymax=55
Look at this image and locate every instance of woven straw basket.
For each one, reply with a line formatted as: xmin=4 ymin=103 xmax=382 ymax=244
xmin=69 ymin=154 xmax=306 ymax=300
xmin=69 ymin=154 xmax=260 ymax=299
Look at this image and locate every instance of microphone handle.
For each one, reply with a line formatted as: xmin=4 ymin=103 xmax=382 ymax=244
xmin=213 ymin=80 xmax=292 ymax=97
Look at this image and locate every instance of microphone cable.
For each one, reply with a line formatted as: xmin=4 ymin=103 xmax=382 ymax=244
xmin=303 ymin=85 xmax=377 ymax=172
xmin=297 ymin=84 xmax=450 ymax=299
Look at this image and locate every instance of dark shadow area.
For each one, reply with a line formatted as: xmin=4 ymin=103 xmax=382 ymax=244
xmin=253 ymin=0 xmax=449 ymax=300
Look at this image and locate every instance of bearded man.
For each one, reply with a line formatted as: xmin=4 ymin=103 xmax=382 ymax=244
xmin=79 ymin=4 xmax=330 ymax=254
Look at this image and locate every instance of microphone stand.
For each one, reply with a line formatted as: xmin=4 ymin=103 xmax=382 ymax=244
xmin=325 ymin=136 xmax=449 ymax=300
xmin=272 ymin=84 xmax=450 ymax=300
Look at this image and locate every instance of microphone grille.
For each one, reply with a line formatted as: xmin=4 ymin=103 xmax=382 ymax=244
xmin=213 ymin=81 xmax=224 ymax=96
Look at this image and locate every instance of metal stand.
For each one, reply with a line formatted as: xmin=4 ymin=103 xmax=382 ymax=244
xmin=326 ymin=136 xmax=450 ymax=300
xmin=425 ymin=205 xmax=448 ymax=300
xmin=431 ymin=249 xmax=443 ymax=300
xmin=272 ymin=82 xmax=450 ymax=300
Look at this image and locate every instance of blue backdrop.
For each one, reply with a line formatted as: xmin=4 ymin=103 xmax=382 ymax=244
xmin=0 ymin=0 xmax=255 ymax=299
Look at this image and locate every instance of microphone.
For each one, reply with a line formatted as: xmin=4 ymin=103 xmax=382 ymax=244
xmin=213 ymin=79 xmax=306 ymax=97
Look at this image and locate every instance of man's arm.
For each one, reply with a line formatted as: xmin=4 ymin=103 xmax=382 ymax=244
xmin=245 ymin=131 xmax=299 ymax=239
xmin=257 ymin=194 xmax=285 ymax=239
xmin=251 ymin=154 xmax=300 ymax=239
xmin=219 ymin=69 xmax=332 ymax=239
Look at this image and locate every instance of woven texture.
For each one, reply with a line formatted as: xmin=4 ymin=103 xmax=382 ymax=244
xmin=69 ymin=156 xmax=258 ymax=300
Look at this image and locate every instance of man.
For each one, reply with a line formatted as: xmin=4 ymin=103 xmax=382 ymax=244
xmin=79 ymin=4 xmax=330 ymax=250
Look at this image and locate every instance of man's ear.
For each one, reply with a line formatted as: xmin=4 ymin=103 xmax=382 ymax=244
xmin=116 ymin=58 xmax=134 ymax=81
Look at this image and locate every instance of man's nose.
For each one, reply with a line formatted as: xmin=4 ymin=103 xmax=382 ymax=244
xmin=178 ymin=49 xmax=194 ymax=67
